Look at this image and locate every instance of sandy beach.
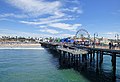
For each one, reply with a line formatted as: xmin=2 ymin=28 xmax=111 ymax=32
xmin=0 ymin=43 xmax=41 ymax=48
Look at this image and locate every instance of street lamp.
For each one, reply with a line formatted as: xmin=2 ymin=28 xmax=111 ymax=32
xmin=93 ymin=33 xmax=98 ymax=48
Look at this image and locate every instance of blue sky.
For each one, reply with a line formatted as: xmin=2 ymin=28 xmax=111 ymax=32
xmin=0 ymin=0 xmax=120 ymax=38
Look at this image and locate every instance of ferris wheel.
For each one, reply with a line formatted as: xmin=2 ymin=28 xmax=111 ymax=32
xmin=75 ymin=29 xmax=90 ymax=40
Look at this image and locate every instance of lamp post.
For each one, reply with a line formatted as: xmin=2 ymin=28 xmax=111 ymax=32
xmin=93 ymin=33 xmax=98 ymax=48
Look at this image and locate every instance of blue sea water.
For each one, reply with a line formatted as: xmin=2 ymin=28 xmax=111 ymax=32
xmin=0 ymin=48 xmax=120 ymax=82
xmin=0 ymin=49 xmax=89 ymax=82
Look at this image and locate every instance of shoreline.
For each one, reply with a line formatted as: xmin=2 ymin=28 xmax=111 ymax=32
xmin=0 ymin=47 xmax=44 ymax=50
xmin=0 ymin=43 xmax=41 ymax=48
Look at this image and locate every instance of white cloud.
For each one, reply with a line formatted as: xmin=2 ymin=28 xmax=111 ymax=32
xmin=99 ymin=32 xmax=120 ymax=39
xmin=38 ymin=28 xmax=60 ymax=34
xmin=103 ymin=32 xmax=120 ymax=35
xmin=7 ymin=0 xmax=62 ymax=17
xmin=65 ymin=0 xmax=80 ymax=4
xmin=48 ymin=23 xmax=82 ymax=31
xmin=59 ymin=34 xmax=75 ymax=38
xmin=0 ymin=18 xmax=14 ymax=22
xmin=38 ymin=26 xmax=46 ymax=28
xmin=0 ymin=13 xmax=28 ymax=18
xmin=19 ymin=14 xmax=75 ymax=26
xmin=20 ymin=18 xmax=71 ymax=25
xmin=0 ymin=28 xmax=77 ymax=38
xmin=5 ymin=0 xmax=82 ymax=18
xmin=63 ymin=7 xmax=83 ymax=14
xmin=1 ymin=0 xmax=83 ymax=38
xmin=19 ymin=14 xmax=79 ymax=32
xmin=0 ymin=29 xmax=51 ymax=38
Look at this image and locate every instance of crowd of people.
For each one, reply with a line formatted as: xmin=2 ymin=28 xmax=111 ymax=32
xmin=109 ymin=42 xmax=120 ymax=49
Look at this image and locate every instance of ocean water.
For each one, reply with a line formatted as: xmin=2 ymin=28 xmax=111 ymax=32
xmin=0 ymin=48 xmax=89 ymax=82
xmin=0 ymin=48 xmax=120 ymax=82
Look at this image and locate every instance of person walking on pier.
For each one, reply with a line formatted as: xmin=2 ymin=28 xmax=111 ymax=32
xmin=109 ymin=41 xmax=114 ymax=49
xmin=109 ymin=42 xmax=112 ymax=49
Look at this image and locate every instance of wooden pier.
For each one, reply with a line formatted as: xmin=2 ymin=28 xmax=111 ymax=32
xmin=40 ymin=42 xmax=120 ymax=81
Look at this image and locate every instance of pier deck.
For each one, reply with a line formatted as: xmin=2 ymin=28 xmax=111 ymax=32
xmin=57 ymin=47 xmax=88 ymax=55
